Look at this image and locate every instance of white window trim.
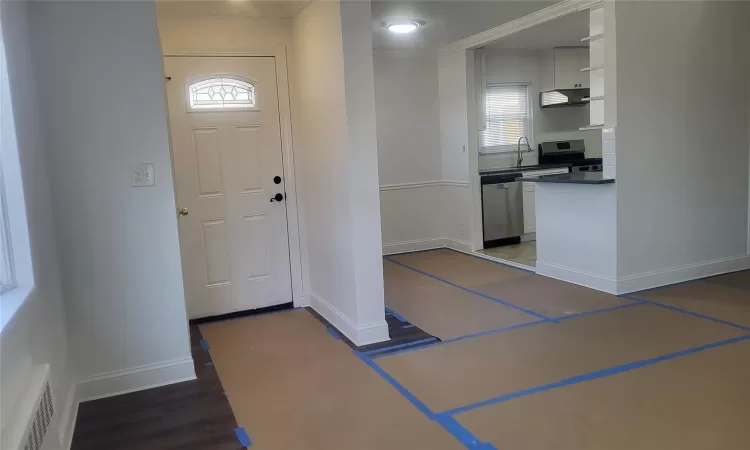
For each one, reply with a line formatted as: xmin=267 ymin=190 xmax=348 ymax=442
xmin=479 ymin=82 xmax=534 ymax=155
xmin=0 ymin=163 xmax=16 ymax=295
xmin=1 ymin=20 xmax=35 ymax=331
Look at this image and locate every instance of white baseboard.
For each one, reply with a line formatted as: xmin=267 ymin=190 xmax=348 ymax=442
xmin=76 ymin=357 xmax=196 ymax=403
xmin=616 ymin=254 xmax=750 ymax=294
xmin=382 ymin=237 xmax=473 ymax=256
xmin=309 ymin=292 xmax=389 ymax=346
xmin=444 ymin=237 xmax=473 ymax=253
xmin=536 ymin=260 xmax=618 ymax=294
xmin=59 ymin=384 xmax=79 ymax=450
xmin=382 ymin=237 xmax=445 ymax=255
xmin=297 ymin=291 xmax=312 ymax=307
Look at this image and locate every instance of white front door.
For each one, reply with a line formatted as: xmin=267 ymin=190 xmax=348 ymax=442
xmin=164 ymin=56 xmax=292 ymax=319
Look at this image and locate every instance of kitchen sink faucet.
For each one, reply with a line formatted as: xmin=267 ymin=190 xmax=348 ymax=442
xmin=517 ymin=136 xmax=531 ymax=168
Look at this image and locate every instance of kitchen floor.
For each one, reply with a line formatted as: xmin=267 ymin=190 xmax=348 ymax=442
xmin=71 ymin=250 xmax=750 ymax=450
xmin=478 ymin=240 xmax=537 ymax=267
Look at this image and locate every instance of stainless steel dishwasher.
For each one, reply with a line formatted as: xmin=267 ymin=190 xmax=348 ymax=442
xmin=481 ymin=173 xmax=524 ymax=248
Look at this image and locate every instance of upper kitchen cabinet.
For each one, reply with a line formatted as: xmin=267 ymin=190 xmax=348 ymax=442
xmin=540 ymin=47 xmax=589 ymax=91
xmin=553 ymin=47 xmax=589 ymax=89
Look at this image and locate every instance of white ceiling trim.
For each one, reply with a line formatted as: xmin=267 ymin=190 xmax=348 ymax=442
xmin=437 ymin=0 xmax=603 ymax=57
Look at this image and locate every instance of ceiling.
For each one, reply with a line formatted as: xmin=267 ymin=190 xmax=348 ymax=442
xmin=155 ymin=0 xmax=312 ymax=18
xmin=482 ymin=10 xmax=589 ymax=51
xmin=372 ymin=0 xmax=558 ymax=52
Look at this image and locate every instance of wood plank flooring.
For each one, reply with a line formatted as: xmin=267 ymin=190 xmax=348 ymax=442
xmin=70 ymin=325 xmax=241 ymax=450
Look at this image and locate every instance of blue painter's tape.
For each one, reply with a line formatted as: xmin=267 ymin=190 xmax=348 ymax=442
xmin=370 ymin=320 xmax=547 ymax=360
xmin=199 ymin=338 xmax=210 ymax=351
xmin=234 ymin=427 xmax=252 ymax=447
xmin=623 ymin=295 xmax=750 ymax=331
xmin=438 ymin=333 xmax=750 ymax=417
xmin=556 ymin=301 xmax=647 ymax=321
xmin=354 ymin=351 xmax=435 ymax=419
xmin=436 ymin=416 xmax=497 ymax=450
xmin=385 ymin=257 xmax=552 ymax=322
xmin=204 ymin=361 xmax=214 ymax=367
xmin=356 ymin=347 xmax=498 ymax=449
xmin=401 ymin=324 xmax=416 ymax=329
xmin=390 ymin=310 xmax=409 ymax=323
xmin=362 ymin=337 xmax=438 ymax=356
xmin=326 ymin=326 xmax=341 ymax=340
xmin=385 ymin=307 xmax=409 ymax=323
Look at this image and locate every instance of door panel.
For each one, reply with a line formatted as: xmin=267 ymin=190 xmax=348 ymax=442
xmin=164 ymin=56 xmax=293 ymax=319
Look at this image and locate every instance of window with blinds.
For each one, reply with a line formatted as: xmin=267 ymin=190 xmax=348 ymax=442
xmin=480 ymin=83 xmax=531 ymax=153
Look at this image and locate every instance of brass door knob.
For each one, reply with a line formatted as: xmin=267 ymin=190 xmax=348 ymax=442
xmin=178 ymin=207 xmax=189 ymax=216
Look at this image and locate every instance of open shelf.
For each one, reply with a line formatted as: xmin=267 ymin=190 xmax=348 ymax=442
xmin=581 ymin=65 xmax=604 ymax=72
xmin=581 ymin=33 xmax=604 ymax=43
xmin=580 ymin=124 xmax=605 ymax=131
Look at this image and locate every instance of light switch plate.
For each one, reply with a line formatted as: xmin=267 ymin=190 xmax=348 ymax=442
xmin=131 ymin=163 xmax=155 ymax=187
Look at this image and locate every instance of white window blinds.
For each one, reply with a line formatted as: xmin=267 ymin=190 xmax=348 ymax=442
xmin=481 ymin=83 xmax=530 ymax=153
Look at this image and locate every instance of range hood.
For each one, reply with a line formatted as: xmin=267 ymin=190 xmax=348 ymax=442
xmin=539 ymin=88 xmax=590 ymax=108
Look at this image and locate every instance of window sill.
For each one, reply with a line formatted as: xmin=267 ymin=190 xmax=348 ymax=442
xmin=1 ymin=284 xmax=34 ymax=333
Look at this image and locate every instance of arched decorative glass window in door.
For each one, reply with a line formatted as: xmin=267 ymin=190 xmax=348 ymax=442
xmin=188 ymin=77 xmax=256 ymax=110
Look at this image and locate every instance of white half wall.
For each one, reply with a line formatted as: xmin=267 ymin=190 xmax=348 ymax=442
xmin=1 ymin=2 xmax=73 ymax=448
xmin=614 ymin=0 xmax=750 ymax=291
xmin=28 ymin=0 xmax=194 ymax=400
xmin=292 ymin=0 xmax=387 ymax=345
xmin=534 ymin=183 xmax=618 ymax=293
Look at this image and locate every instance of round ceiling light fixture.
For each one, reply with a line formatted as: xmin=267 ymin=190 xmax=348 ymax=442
xmin=382 ymin=20 xmax=425 ymax=34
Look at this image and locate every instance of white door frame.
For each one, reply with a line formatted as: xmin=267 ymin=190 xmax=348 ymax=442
xmin=163 ymin=45 xmax=308 ymax=308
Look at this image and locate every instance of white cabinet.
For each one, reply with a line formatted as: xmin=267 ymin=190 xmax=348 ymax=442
xmin=553 ymin=47 xmax=589 ymax=90
xmin=521 ymin=168 xmax=570 ymax=235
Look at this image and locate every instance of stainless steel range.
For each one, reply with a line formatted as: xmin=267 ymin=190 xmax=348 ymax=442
xmin=538 ymin=139 xmax=602 ymax=172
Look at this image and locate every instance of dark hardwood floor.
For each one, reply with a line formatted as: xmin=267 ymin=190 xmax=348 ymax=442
xmin=71 ymin=325 xmax=242 ymax=450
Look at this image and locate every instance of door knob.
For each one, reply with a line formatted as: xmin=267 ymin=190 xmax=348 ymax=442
xmin=178 ymin=207 xmax=189 ymax=216
xmin=270 ymin=193 xmax=284 ymax=202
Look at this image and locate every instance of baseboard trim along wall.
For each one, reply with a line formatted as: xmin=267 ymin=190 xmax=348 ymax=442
xmin=382 ymin=238 xmax=445 ymax=255
xmin=382 ymin=237 xmax=473 ymax=255
xmin=76 ymin=357 xmax=196 ymax=403
xmin=536 ymin=260 xmax=619 ymax=294
xmin=379 ymin=180 xmax=470 ymax=191
xmin=616 ymin=254 xmax=750 ymax=294
xmin=309 ymin=292 xmax=389 ymax=346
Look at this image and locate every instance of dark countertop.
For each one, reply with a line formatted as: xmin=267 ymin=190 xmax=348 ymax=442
xmin=518 ymin=172 xmax=615 ymax=185
xmin=479 ymin=163 xmax=572 ymax=175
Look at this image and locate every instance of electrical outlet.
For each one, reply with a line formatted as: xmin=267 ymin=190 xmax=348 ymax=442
xmin=460 ymin=222 xmax=465 ymax=236
xmin=131 ymin=163 xmax=155 ymax=187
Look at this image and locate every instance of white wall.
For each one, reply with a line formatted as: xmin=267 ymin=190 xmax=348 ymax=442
xmin=614 ymin=1 xmax=750 ymax=289
xmin=293 ymin=0 xmax=387 ymax=345
xmin=479 ymin=49 xmax=602 ymax=171
xmin=0 ymin=2 xmax=73 ymax=448
xmin=157 ymin=14 xmax=294 ymax=53
xmin=373 ymin=51 xmax=445 ymax=251
xmin=29 ymin=1 xmax=194 ymax=400
xmin=374 ymin=51 xmax=442 ymax=186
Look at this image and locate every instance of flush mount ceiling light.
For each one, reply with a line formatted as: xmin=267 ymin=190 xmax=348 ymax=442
xmin=382 ymin=20 xmax=425 ymax=34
